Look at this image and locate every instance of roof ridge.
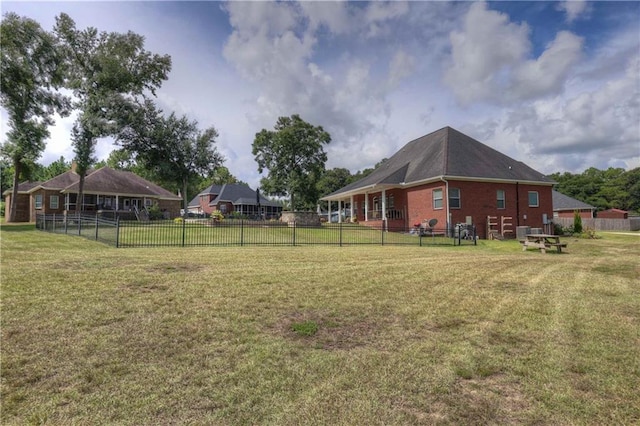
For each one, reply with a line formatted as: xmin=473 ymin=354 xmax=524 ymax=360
xmin=442 ymin=127 xmax=451 ymax=175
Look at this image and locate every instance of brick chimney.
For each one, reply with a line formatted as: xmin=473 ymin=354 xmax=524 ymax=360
xmin=71 ymin=161 xmax=77 ymax=173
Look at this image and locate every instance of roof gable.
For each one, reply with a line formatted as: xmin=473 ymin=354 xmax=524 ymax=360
xmin=552 ymin=190 xmax=595 ymax=210
xmin=62 ymin=167 xmax=181 ymax=199
xmin=325 ymin=126 xmax=553 ymax=198
xmin=208 ymin=183 xmax=281 ymax=207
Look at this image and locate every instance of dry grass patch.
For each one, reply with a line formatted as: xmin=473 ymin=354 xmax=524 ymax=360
xmin=1 ymin=225 xmax=639 ymax=425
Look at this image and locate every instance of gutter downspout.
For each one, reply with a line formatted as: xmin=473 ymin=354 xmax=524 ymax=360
xmin=441 ymin=177 xmax=450 ymax=233
xmin=516 ymin=182 xmax=520 ymax=227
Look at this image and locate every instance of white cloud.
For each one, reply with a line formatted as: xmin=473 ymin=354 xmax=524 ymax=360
xmin=557 ymin=1 xmax=590 ymax=23
xmin=444 ymin=2 xmax=583 ymax=105
xmin=387 ymin=50 xmax=416 ymax=88
xmin=444 ymin=2 xmax=531 ymax=104
xmin=510 ymin=31 xmax=583 ymax=100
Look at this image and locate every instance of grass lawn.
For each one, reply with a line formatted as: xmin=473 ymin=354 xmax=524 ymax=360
xmin=1 ymin=224 xmax=639 ymax=425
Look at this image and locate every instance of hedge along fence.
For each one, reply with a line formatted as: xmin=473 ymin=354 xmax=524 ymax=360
xmin=554 ymin=217 xmax=640 ymax=232
xmin=35 ymin=214 xmax=477 ymax=248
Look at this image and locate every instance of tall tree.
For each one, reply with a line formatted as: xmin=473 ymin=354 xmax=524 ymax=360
xmin=1 ymin=13 xmax=70 ymax=221
xmin=54 ymin=13 xmax=171 ymax=211
xmin=117 ymin=101 xmax=224 ymax=214
xmin=252 ymin=114 xmax=331 ymax=210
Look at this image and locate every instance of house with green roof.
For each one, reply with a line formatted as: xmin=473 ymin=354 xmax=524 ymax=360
xmin=321 ymin=126 xmax=555 ymax=239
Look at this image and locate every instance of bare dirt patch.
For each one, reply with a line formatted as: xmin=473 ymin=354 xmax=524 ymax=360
xmin=271 ymin=311 xmax=396 ymax=351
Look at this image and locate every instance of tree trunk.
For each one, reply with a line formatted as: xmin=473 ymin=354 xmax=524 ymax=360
xmin=77 ymin=172 xmax=85 ymax=213
xmin=8 ymin=160 xmax=21 ymax=222
xmin=182 ymin=178 xmax=188 ymax=217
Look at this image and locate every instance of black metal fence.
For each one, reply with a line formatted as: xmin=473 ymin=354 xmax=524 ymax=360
xmin=35 ymin=214 xmax=477 ymax=248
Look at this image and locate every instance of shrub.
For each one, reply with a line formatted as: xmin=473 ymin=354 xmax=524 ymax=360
xmin=147 ymin=204 xmax=164 ymax=220
xmin=573 ymin=211 xmax=583 ymax=234
xmin=211 ymin=211 xmax=224 ymax=222
xmin=174 ymin=217 xmax=184 ymax=224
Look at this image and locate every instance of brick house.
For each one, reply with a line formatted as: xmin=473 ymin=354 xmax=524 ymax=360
xmin=552 ymin=190 xmax=596 ymax=219
xmin=322 ymin=126 xmax=555 ymax=239
xmin=4 ymin=165 xmax=182 ymax=222
xmin=187 ymin=183 xmax=283 ymax=219
xmin=597 ymin=208 xmax=628 ymax=219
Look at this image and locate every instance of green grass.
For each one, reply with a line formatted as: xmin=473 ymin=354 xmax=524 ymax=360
xmin=106 ymin=220 xmax=454 ymax=247
xmin=1 ymin=224 xmax=639 ymax=425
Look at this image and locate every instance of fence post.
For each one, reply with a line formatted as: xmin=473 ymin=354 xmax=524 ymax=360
xmin=292 ymin=221 xmax=296 ymax=246
xmin=116 ymin=217 xmax=120 ymax=248
xmin=241 ymin=218 xmax=244 ymax=247
xmin=52 ymin=214 xmax=56 ymax=233
xmin=64 ymin=213 xmax=68 ymax=234
xmin=339 ymin=222 xmax=343 ymax=247
xmin=95 ymin=214 xmax=99 ymax=241
xmin=381 ymin=224 xmax=384 ymax=246
xmin=182 ymin=215 xmax=186 ymax=247
xmin=78 ymin=212 xmax=82 ymax=236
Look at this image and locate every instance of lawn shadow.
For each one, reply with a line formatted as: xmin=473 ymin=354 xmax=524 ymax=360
xmin=0 ymin=223 xmax=36 ymax=232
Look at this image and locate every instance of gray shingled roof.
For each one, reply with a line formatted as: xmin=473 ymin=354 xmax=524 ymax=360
xmin=2 ymin=181 xmax=43 ymax=196
xmin=552 ymin=190 xmax=595 ymax=211
xmin=324 ymin=126 xmax=554 ymax=199
xmin=62 ymin=167 xmax=181 ymax=200
xmin=36 ymin=170 xmax=80 ymax=191
xmin=210 ymin=183 xmax=281 ymax=207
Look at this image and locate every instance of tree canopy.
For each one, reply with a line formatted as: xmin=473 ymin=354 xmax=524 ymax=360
xmin=1 ymin=12 xmax=70 ymax=221
xmin=54 ymin=13 xmax=171 ymax=211
xmin=252 ymin=114 xmax=331 ymax=210
xmin=116 ymin=100 xmax=224 ymax=214
xmin=549 ymin=167 xmax=640 ymax=213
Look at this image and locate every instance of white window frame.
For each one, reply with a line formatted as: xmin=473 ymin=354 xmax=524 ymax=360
xmin=497 ymin=190 xmax=506 ymax=209
xmin=50 ymin=195 xmax=59 ymax=209
xmin=35 ymin=194 xmax=43 ymax=209
xmin=433 ymin=189 xmax=443 ymax=210
xmin=528 ymin=191 xmax=539 ymax=207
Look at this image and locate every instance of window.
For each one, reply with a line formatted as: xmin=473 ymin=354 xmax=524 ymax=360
xmin=448 ymin=188 xmax=460 ymax=209
xmin=387 ymin=194 xmax=395 ymax=209
xmin=528 ymin=191 xmax=539 ymax=207
xmin=433 ymin=189 xmax=443 ymax=209
xmin=145 ymin=199 xmax=152 ymax=207
xmin=497 ymin=190 xmax=505 ymax=209
xmin=50 ymin=195 xmax=59 ymax=209
xmin=35 ymin=194 xmax=43 ymax=209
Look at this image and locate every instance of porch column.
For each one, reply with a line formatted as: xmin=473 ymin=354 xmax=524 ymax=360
xmin=328 ymin=201 xmax=332 ymax=223
xmin=338 ymin=200 xmax=342 ymax=223
xmin=382 ymin=189 xmax=387 ymax=220
xmin=115 ymin=195 xmax=119 ymax=211
xmin=350 ymin=195 xmax=354 ymax=222
xmin=364 ymin=193 xmax=369 ymax=221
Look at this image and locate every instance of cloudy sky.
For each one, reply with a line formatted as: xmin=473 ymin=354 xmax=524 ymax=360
xmin=2 ymin=1 xmax=639 ymax=187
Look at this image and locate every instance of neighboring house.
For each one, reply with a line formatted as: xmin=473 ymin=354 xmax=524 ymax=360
xmin=321 ymin=126 xmax=555 ymax=239
xmin=3 ymin=165 xmax=182 ymax=222
xmin=552 ymin=190 xmax=596 ymax=219
xmin=188 ymin=183 xmax=282 ymax=219
xmin=597 ymin=208 xmax=628 ymax=219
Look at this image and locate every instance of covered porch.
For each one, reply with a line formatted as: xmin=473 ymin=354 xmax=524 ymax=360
xmin=323 ymin=186 xmax=407 ymax=230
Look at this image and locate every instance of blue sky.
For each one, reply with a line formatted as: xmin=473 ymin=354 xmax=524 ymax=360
xmin=1 ymin=1 xmax=639 ymax=188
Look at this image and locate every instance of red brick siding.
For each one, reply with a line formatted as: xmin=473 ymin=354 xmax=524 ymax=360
xmin=157 ymin=199 xmax=181 ymax=218
xmin=555 ymin=209 xmax=593 ymax=219
xmin=4 ymin=193 xmax=31 ymax=222
xmin=353 ymin=180 xmax=553 ymax=239
xmin=597 ymin=210 xmax=628 ymax=219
